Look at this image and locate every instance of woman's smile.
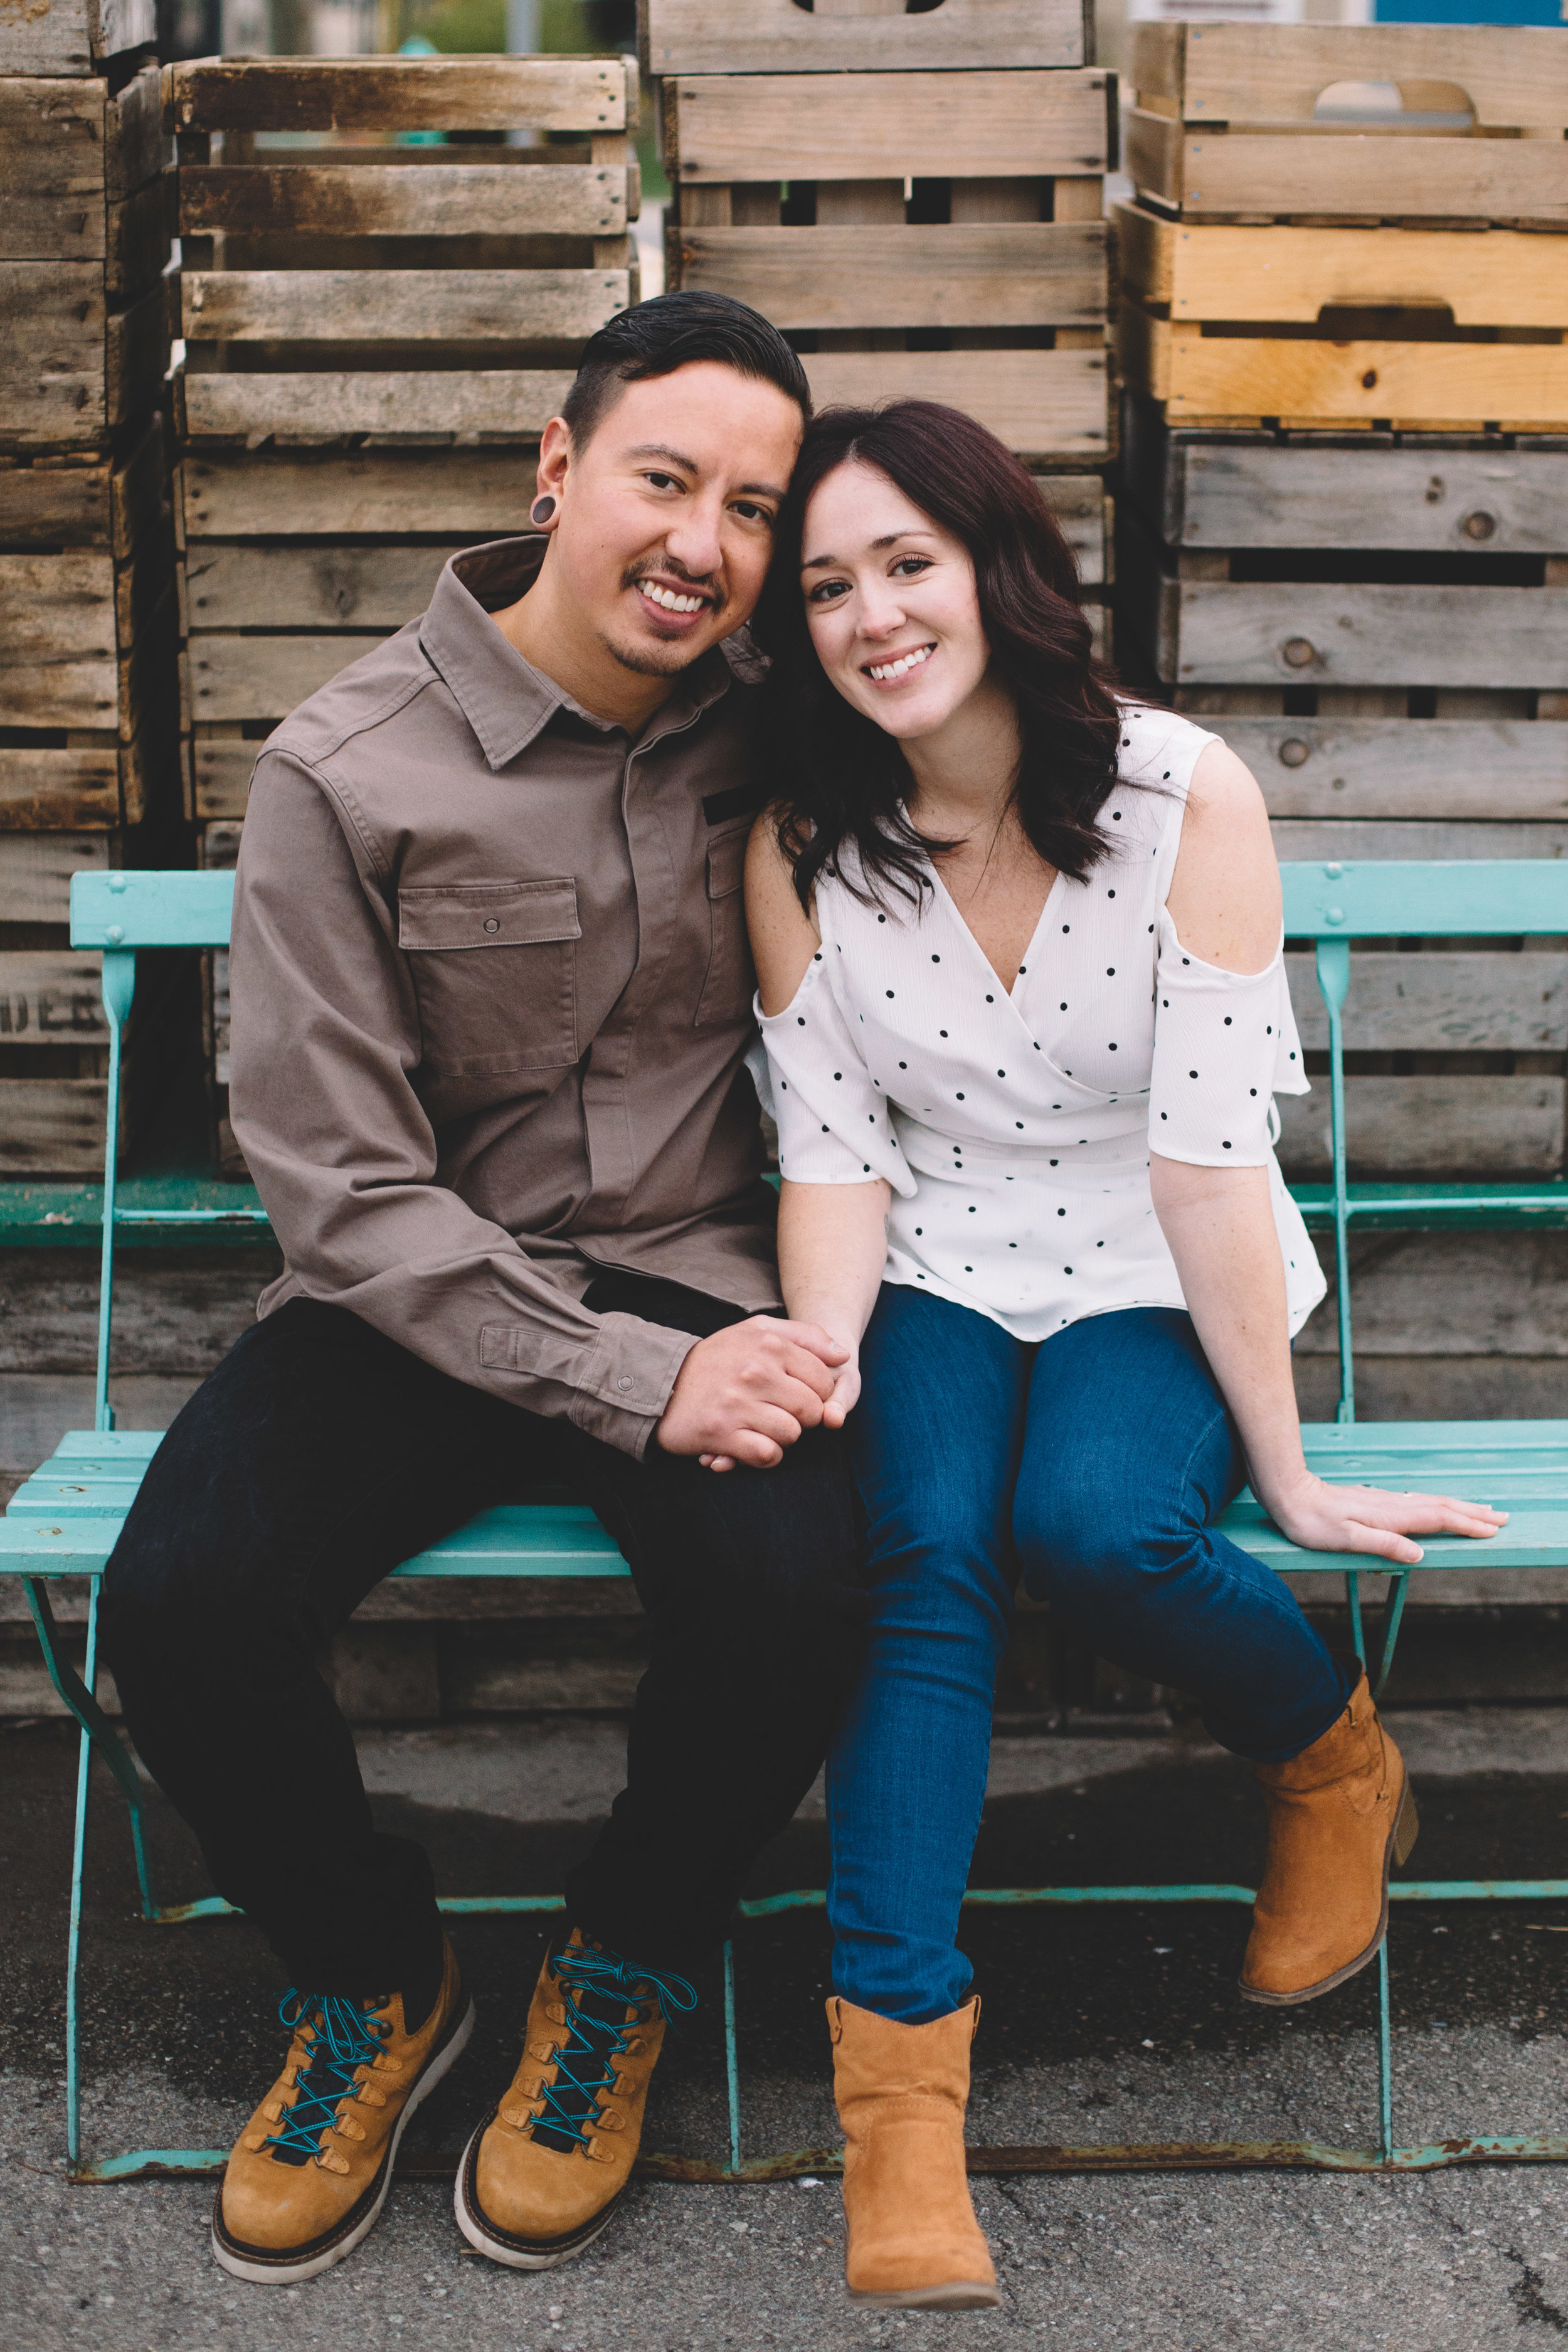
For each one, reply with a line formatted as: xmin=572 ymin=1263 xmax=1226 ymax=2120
xmin=865 ymin=642 xmax=936 ymax=686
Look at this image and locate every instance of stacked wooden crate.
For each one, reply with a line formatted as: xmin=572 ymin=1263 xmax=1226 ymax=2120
xmin=650 ymin=0 xmax=1115 ymax=647
xmin=1114 ymin=21 xmax=1568 ymax=1192
xmin=167 ymin=51 xmax=640 ymax=1153
xmin=0 ymin=0 xmax=183 ymax=1175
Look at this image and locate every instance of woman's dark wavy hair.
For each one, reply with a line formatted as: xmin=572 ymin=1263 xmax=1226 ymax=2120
xmin=752 ymin=400 xmax=1124 ymax=912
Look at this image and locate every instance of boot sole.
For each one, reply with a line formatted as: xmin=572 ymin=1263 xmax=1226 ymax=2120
xmin=211 ymin=1993 xmax=476 ymax=2286
xmin=452 ymin=2113 xmax=625 ymax=2269
xmin=1238 ymin=1773 xmax=1420 ymax=2008
xmin=849 ymin=2282 xmax=1003 ymax=2311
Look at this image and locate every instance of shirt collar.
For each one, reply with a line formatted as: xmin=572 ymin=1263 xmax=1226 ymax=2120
xmin=419 ymin=535 xmax=736 ymax=771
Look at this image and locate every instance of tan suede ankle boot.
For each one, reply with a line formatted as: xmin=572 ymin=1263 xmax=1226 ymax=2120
xmin=1241 ymin=1668 xmax=1419 ymax=2005
xmin=829 ymin=1996 xmax=999 ymax=2311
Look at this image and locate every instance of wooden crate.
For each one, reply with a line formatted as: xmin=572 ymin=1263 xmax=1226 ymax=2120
xmin=0 ymin=65 xmax=170 ymax=457
xmin=0 ymin=941 xmax=191 ymax=1175
xmin=169 ymin=55 xmax=640 ymax=452
xmin=0 ymin=0 xmax=154 ymax=78
xmin=640 ymin=0 xmax=1089 ymax=79
xmin=175 ymin=445 xmax=541 ymax=787
xmin=1116 ymin=204 xmax=1568 ymax=434
xmin=663 ymin=68 xmax=1111 ymax=464
xmin=0 ymin=417 xmax=180 ymax=830
xmin=1127 ymin=23 xmax=1568 ymax=228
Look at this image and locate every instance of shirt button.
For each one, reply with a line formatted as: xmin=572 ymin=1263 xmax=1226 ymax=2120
xmin=483 ymin=916 xmax=501 ymax=933
xmin=616 ymin=1376 xmax=633 ymax=1392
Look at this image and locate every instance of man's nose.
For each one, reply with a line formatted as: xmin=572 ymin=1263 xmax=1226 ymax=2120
xmin=662 ymin=497 xmax=725 ymax=581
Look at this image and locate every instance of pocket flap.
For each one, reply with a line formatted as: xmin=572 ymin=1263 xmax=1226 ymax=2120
xmin=706 ymin=828 xmax=747 ymax=901
xmin=397 ymin=878 xmax=580 ymax=953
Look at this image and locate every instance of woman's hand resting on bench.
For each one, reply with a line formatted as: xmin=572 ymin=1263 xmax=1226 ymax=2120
xmin=1256 ymin=1470 xmax=1507 ymax=1566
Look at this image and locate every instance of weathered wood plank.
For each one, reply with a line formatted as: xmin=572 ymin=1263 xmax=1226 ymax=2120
xmin=1037 ymin=475 xmax=1106 ymax=584
xmin=0 ymin=1081 xmax=109 ymax=1175
xmin=1122 ymin=310 xmax=1568 ymax=430
xmin=665 ymin=70 xmax=1110 ymax=183
xmin=0 ymin=418 xmax=166 ymax=554
xmin=105 ymin=176 xmax=168 ymax=302
xmin=1118 ymin=208 xmax=1568 ymax=332
xmin=0 ymin=260 xmax=106 ymax=444
xmin=192 ymin=738 xmax=257 ymax=821
xmin=1285 ymin=950 xmax=1568 ymax=1052
xmin=1290 ymin=1231 xmax=1568 ymax=1360
xmin=179 ymin=162 xmax=630 ymax=240
xmin=1271 ymin=817 xmax=1568 ymax=862
xmin=0 ymin=832 xmax=112 ymax=925
xmin=675 ymin=223 xmax=1106 ymax=331
xmin=1159 ymin=580 xmax=1568 ymax=690
xmin=198 ymin=819 xmax=241 ymax=870
xmin=105 ymin=61 xmax=166 ymax=206
xmin=177 ymin=369 xmax=575 ymax=445
xmin=0 ymin=744 xmax=122 ymax=829
xmin=0 ymin=951 xmax=108 ymax=1045
xmin=643 ymin=0 xmax=1084 ymax=75
xmin=186 ymin=542 xmax=462 ymax=630
xmin=1133 ymin=120 xmax=1568 ymax=225
xmin=0 ymin=552 xmax=117 ymax=728
xmin=1219 ymin=719 xmax=1568 ymax=821
xmin=1134 ymin=23 xmax=1568 ymax=133
xmin=167 ymin=56 xmax=634 ymax=137
xmin=1276 ymin=1076 xmax=1565 ymax=1178
xmin=103 ymin=279 xmax=167 ymax=440
xmin=0 ymin=1248 xmax=280 ymax=1374
xmin=0 ymin=78 xmax=108 ymax=258
xmin=0 ymin=0 xmax=154 ymax=77
xmin=183 ymin=268 xmax=630 ymax=345
xmin=1157 ymin=443 xmax=1568 ymax=554
xmin=185 ymin=633 xmax=391 ymax=724
xmin=803 ymin=350 xmax=1108 ymax=460
xmin=180 ymin=448 xmax=541 ymax=538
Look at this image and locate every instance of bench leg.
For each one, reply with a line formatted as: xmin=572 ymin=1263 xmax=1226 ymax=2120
xmin=1377 ymin=1942 xmax=1394 ymax=2164
xmin=723 ymin=1939 xmax=741 ymax=2177
xmin=22 ymin=1579 xmax=161 ymax=2173
xmin=1372 ymin=1576 xmax=1411 ymax=1704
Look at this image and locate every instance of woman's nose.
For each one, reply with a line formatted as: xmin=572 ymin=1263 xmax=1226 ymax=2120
xmin=856 ymin=585 xmax=908 ymax=638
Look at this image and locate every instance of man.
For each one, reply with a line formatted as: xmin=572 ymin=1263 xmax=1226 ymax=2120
xmin=100 ymin=293 xmax=864 ymax=2287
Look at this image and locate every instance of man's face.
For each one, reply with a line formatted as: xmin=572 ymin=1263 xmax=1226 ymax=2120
xmin=539 ymin=361 xmax=804 ymax=679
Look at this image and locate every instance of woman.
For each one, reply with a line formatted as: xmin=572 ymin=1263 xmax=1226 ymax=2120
xmin=741 ymin=401 xmax=1505 ymax=2312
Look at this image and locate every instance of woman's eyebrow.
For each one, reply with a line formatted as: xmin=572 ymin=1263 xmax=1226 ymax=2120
xmin=802 ymin=528 xmax=938 ymax=572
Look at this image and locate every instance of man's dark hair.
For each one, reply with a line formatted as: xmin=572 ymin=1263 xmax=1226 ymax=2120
xmin=561 ymin=290 xmax=812 ymax=448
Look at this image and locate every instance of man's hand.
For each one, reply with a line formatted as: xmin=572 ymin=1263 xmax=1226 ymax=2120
xmin=655 ymin=1316 xmax=849 ymax=1471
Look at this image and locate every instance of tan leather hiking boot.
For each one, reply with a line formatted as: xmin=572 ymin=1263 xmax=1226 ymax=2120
xmin=1241 ymin=1668 xmax=1419 ymax=2005
xmin=830 ymin=1996 xmax=1000 ymax=2311
xmin=455 ymin=1932 xmax=694 ymax=2269
xmin=212 ymin=1933 xmax=473 ymax=2284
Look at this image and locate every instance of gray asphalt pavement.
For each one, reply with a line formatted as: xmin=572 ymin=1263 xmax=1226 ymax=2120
xmin=7 ymin=1709 xmax=1568 ymax=2349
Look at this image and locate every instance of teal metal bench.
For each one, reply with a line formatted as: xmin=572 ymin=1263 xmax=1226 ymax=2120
xmin=7 ymin=864 xmax=1568 ymax=2190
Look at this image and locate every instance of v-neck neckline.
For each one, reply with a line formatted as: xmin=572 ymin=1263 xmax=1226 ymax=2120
xmin=924 ymin=857 xmax=1065 ymax=1009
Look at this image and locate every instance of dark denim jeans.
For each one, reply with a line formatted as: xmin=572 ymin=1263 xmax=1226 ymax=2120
xmin=100 ymin=1279 xmax=864 ymax=1993
xmin=827 ymin=1286 xmax=1350 ymax=2023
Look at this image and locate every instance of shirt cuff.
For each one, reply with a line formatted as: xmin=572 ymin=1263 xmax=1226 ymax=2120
xmin=564 ymin=1310 xmax=701 ymax=1459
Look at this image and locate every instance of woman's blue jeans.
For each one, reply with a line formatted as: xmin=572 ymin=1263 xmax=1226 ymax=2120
xmin=827 ymin=1285 xmax=1351 ymax=2023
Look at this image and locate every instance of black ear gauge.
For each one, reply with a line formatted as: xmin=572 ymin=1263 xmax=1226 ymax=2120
xmin=530 ymin=494 xmax=558 ymax=527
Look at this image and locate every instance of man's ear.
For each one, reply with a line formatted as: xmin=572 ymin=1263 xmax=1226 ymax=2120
xmin=534 ymin=416 xmax=573 ymax=514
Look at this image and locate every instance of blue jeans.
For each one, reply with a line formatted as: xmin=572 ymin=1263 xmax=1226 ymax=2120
xmin=826 ymin=1286 xmax=1351 ymax=2023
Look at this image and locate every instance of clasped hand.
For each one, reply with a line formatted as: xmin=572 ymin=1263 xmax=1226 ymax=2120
xmin=1266 ymin=1470 xmax=1507 ymax=1565
xmin=654 ymin=1316 xmax=861 ymax=1473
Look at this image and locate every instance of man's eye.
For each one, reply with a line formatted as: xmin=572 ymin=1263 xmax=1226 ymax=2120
xmin=645 ymin=471 xmax=682 ymax=491
xmin=732 ymin=500 xmax=774 ymax=524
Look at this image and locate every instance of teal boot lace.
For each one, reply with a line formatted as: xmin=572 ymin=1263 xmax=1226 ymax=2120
xmin=263 ymin=1989 xmax=391 ymax=2167
xmin=528 ymin=1946 xmax=697 ymax=2157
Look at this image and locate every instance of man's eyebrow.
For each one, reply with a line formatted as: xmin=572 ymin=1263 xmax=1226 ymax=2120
xmin=802 ymin=529 xmax=936 ymax=570
xmin=738 ymin=482 xmax=789 ymax=503
xmin=627 ymin=443 xmax=699 ymax=472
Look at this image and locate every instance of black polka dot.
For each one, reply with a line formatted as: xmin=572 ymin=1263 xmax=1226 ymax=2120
xmin=956 ymin=1091 xmax=965 ymax=1100
xmin=1064 ymin=1266 xmax=1073 ymax=1274
xmin=997 ymin=1069 xmax=1006 ymax=1078
xmin=1015 ymin=1121 xmax=1024 ymax=1130
xmin=1163 ymin=771 xmax=1170 ymax=780
xmin=1222 ymin=1141 xmax=1232 ymax=1149
xmin=1249 ymin=1087 xmax=1258 ymax=1096
xmin=886 ymin=989 xmax=895 ymax=999
xmin=1160 ymin=1111 xmax=1167 ymax=1120
xmin=899 ymin=1060 xmax=908 ymax=1069
xmin=1162 ymin=999 xmax=1168 ymax=1009
xmin=1009 ymin=1241 xmax=1018 ymax=1249
xmin=1057 ymin=1207 xmax=1066 ymax=1217
xmin=834 ymin=1072 xmax=842 ymax=1081
xmin=986 ymin=993 xmax=995 ymax=1004
xmin=940 ymin=1029 xmax=948 ymax=1038
xmin=813 ymin=952 xmax=822 ymax=962
xmin=1061 ymin=1002 xmax=1068 ymax=1011
xmin=1189 ymin=1070 xmax=1199 ymax=1079
xmin=1019 ymin=963 xmax=1028 ymax=974
xmin=1109 ymin=1042 xmax=1117 ymax=1051
xmin=1224 ymin=1016 xmax=1232 ymax=1026
xmin=931 ymin=954 xmax=941 ymax=963
xmin=1108 ymin=889 xmax=1116 ymax=899
xmin=1290 ymin=1051 xmax=1297 ymax=1061
xmin=915 ymin=1227 xmax=923 ymax=1235
xmin=1266 ymin=1025 xmax=1272 ymax=1035
xmin=877 ymin=913 xmax=886 ymax=923
xmin=1106 ymin=968 xmax=1115 ymax=976
xmin=797 ymin=1017 xmax=805 ymax=1027
xmin=1112 ymin=810 xmax=1122 ymax=821
xmin=968 ymin=1205 xmax=977 ymax=1214
xmin=863 ymin=1163 xmax=871 ymax=1172
xmin=965 ymin=1266 xmax=973 ymax=1273
xmin=1062 ymin=925 xmax=1070 ymax=934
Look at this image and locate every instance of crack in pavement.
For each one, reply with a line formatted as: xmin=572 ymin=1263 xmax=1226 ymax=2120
xmin=1508 ymin=2250 xmax=1568 ymax=2331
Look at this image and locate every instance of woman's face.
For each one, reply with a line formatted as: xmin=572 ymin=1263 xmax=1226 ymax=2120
xmin=799 ymin=459 xmax=990 ymax=743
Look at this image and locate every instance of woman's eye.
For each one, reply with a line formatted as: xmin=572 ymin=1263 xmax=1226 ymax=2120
xmin=891 ymin=556 xmax=931 ymax=578
xmin=807 ymin=580 xmax=849 ymax=605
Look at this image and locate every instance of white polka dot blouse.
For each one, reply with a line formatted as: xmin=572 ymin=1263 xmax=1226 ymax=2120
xmin=755 ymin=703 xmax=1326 ymax=1343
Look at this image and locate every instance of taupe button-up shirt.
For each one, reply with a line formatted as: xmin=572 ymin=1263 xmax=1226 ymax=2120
xmin=229 ymin=536 xmax=781 ymax=1458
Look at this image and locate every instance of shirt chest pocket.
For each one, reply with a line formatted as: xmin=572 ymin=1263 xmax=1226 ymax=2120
xmin=398 ymin=878 xmax=580 ymax=1075
xmin=694 ymin=825 xmax=754 ymax=1029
